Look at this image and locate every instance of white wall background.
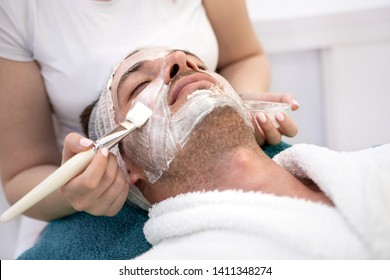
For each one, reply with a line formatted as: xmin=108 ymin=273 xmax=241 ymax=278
xmin=268 ymin=50 xmax=325 ymax=146
xmin=323 ymin=42 xmax=390 ymax=150
xmin=247 ymin=0 xmax=390 ymax=151
xmin=246 ymin=0 xmax=390 ymax=20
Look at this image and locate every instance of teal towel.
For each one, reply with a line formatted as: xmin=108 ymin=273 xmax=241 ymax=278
xmin=17 ymin=142 xmax=291 ymax=260
xmin=17 ymin=203 xmax=150 ymax=260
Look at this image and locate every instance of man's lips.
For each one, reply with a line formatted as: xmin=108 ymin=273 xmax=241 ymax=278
xmin=168 ymin=72 xmax=216 ymax=106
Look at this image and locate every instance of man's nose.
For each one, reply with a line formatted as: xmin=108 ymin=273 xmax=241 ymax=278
xmin=162 ymin=51 xmax=199 ymax=85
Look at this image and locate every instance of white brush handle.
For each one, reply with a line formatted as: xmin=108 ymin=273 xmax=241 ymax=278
xmin=0 ymin=149 xmax=95 ymax=223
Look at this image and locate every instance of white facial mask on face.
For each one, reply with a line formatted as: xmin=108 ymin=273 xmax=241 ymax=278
xmin=92 ymin=47 xmax=252 ymax=184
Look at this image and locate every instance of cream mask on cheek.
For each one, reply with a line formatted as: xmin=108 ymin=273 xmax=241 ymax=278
xmin=114 ymin=48 xmax=252 ymax=183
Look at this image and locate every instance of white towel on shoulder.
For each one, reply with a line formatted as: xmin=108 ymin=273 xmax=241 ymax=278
xmin=137 ymin=144 xmax=390 ymax=259
xmin=273 ymin=143 xmax=390 ymax=258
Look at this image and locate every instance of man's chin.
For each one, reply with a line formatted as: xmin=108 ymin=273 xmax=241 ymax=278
xmin=157 ymin=105 xmax=256 ymax=195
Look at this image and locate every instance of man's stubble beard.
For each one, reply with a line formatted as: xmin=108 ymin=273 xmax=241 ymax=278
xmin=151 ymin=106 xmax=258 ymax=200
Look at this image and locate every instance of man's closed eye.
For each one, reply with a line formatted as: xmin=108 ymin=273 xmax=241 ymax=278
xmin=132 ymin=81 xmax=151 ymax=97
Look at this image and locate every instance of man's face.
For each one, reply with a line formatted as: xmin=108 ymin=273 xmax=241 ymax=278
xmin=111 ymin=47 xmax=216 ymax=118
xmin=109 ymin=47 xmax=250 ymax=183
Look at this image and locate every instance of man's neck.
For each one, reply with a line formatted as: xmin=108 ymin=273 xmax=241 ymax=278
xmin=146 ymin=145 xmax=333 ymax=206
xmin=211 ymin=147 xmax=334 ymax=206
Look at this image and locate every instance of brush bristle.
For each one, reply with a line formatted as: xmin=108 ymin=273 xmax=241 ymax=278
xmin=126 ymin=102 xmax=153 ymax=127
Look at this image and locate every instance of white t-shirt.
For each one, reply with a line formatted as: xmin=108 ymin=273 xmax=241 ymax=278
xmin=0 ymin=0 xmax=218 ymax=143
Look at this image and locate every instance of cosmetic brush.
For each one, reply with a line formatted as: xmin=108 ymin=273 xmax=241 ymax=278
xmin=0 ymin=102 xmax=153 ymax=223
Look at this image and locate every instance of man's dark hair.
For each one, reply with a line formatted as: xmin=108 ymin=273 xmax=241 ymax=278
xmin=79 ymin=99 xmax=98 ymax=138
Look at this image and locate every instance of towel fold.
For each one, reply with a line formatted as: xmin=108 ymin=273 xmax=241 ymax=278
xmin=273 ymin=143 xmax=390 ymax=258
xmin=140 ymin=190 xmax=367 ymax=259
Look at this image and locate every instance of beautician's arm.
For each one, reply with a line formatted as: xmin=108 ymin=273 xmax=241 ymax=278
xmin=203 ymin=0 xmax=270 ymax=93
xmin=0 ymin=58 xmax=73 ymax=220
xmin=203 ymin=0 xmax=298 ymax=144
xmin=0 ymin=58 xmax=127 ymax=221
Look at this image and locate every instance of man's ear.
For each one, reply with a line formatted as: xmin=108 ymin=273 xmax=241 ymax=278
xmin=79 ymin=99 xmax=98 ymax=137
xmin=118 ymin=142 xmax=145 ymax=184
xmin=122 ymin=154 xmax=145 ymax=185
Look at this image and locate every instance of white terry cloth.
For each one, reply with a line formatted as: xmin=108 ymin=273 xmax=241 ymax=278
xmin=137 ymin=144 xmax=390 ymax=260
xmin=273 ymin=143 xmax=390 ymax=258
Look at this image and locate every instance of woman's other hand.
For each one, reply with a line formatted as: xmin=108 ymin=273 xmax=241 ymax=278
xmin=243 ymin=92 xmax=299 ymax=146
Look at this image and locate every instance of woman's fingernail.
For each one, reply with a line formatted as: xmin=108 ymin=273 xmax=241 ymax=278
xmin=276 ymin=112 xmax=285 ymax=122
xmin=101 ymin=147 xmax=109 ymax=157
xmin=292 ymin=99 xmax=300 ymax=108
xmin=80 ymin=138 xmax=94 ymax=147
xmin=256 ymin=112 xmax=267 ymax=123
